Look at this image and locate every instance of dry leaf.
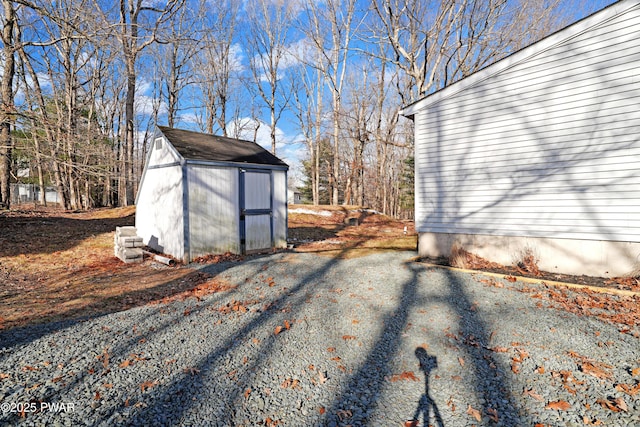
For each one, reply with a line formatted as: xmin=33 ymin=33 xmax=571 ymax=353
xmin=327 ymin=347 xmax=336 ymax=352
xmin=140 ymin=380 xmax=156 ymax=392
xmin=505 ymin=275 xmax=517 ymax=282
xmin=545 ymin=400 xmax=571 ymax=410
xmin=284 ymin=320 xmax=291 ymax=330
xmin=487 ymin=407 xmax=499 ymax=422
xmin=597 ymin=397 xmax=627 ymax=412
xmin=319 ymin=407 xmax=326 ymax=414
xmin=0 ymin=373 xmax=10 ymax=380
xmin=404 ymin=421 xmax=419 ymax=427
xmin=632 ymin=367 xmax=640 ymax=376
xmin=466 ymin=405 xmax=482 ymax=422
xmin=523 ymin=388 xmax=544 ymax=402
xmin=581 ymin=362 xmax=612 ymax=379
xmin=119 ymin=359 xmax=132 ymax=368
xmin=389 ymin=371 xmax=419 ymax=382
xmin=274 ymin=325 xmax=283 ymax=335
xmin=244 ymin=388 xmax=251 ymax=398
xmin=342 ymin=335 xmax=356 ymax=340
xmin=458 ymin=357 xmax=465 ymax=367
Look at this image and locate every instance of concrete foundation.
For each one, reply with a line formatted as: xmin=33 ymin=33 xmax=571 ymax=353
xmin=418 ymin=232 xmax=640 ymax=278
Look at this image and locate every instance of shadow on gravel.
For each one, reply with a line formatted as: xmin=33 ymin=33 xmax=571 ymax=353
xmin=444 ymin=269 xmax=524 ymax=425
xmin=410 ymin=347 xmax=444 ymax=427
xmin=117 ymin=251 xmax=348 ymax=425
xmin=323 ymin=261 xmax=425 ymax=425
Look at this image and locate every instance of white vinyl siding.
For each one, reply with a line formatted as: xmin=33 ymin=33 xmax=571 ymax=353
xmin=187 ymin=166 xmax=240 ymax=258
xmin=272 ymin=170 xmax=288 ymax=248
xmin=413 ymin=2 xmax=640 ymax=243
xmin=135 ymin=165 xmax=184 ymax=259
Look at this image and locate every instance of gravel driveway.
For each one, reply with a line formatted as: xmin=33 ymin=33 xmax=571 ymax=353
xmin=1 ymin=251 xmax=639 ymax=426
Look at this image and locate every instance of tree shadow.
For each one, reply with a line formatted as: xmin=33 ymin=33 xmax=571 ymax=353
xmin=410 ymin=347 xmax=444 ymax=427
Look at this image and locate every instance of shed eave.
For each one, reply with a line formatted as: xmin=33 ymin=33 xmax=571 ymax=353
xmin=184 ymin=158 xmax=289 ymax=171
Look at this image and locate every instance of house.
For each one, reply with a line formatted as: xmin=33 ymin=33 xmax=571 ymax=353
xmin=135 ymin=126 xmax=289 ymax=263
xmin=400 ymin=0 xmax=640 ymax=278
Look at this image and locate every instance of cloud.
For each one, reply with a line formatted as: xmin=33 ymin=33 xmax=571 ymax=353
xmin=227 ymin=117 xmax=305 ymax=172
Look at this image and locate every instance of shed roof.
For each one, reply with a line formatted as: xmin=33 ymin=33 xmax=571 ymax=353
xmin=158 ymin=126 xmax=288 ymax=168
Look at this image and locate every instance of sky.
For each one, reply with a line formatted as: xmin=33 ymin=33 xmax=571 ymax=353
xmin=135 ymin=0 xmax=619 ymax=183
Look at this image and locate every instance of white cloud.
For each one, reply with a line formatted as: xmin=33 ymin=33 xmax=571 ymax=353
xmin=227 ymin=117 xmax=305 ymax=173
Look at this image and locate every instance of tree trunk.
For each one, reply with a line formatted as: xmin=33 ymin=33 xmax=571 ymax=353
xmin=0 ymin=0 xmax=16 ymax=210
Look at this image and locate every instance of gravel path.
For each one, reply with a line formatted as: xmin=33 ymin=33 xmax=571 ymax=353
xmin=1 ymin=251 xmax=639 ymax=426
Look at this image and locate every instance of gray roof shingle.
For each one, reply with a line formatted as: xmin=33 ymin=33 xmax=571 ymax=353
xmin=158 ymin=126 xmax=288 ymax=168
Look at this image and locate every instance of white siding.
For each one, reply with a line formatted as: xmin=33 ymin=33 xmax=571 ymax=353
xmin=414 ymin=3 xmax=640 ymax=242
xmin=147 ymin=136 xmax=180 ymax=167
xmin=187 ymin=166 xmax=240 ymax=258
xmin=135 ymin=165 xmax=184 ymax=259
xmin=273 ymin=170 xmax=288 ymax=248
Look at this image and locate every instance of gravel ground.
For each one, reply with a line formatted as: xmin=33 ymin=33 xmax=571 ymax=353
xmin=1 ymin=251 xmax=639 ymax=427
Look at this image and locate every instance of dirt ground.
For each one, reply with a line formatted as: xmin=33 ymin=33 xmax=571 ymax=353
xmin=0 ymin=204 xmax=637 ymax=333
xmin=0 ymin=205 xmax=415 ymax=331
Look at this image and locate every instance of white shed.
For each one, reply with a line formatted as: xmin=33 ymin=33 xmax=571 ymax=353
xmin=400 ymin=0 xmax=640 ymax=278
xmin=135 ymin=126 xmax=289 ymax=263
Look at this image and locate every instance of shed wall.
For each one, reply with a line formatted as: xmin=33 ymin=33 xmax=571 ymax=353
xmin=273 ymin=170 xmax=288 ymax=248
xmin=135 ymin=165 xmax=184 ymax=259
xmin=413 ymin=4 xmax=640 ymax=244
xmin=187 ymin=165 xmax=240 ymax=259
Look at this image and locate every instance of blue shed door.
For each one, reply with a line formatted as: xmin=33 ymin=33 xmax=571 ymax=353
xmin=240 ymin=170 xmax=273 ymax=254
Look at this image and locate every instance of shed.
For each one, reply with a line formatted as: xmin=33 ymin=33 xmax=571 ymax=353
xmin=400 ymin=0 xmax=640 ymax=278
xmin=135 ymin=126 xmax=289 ymax=263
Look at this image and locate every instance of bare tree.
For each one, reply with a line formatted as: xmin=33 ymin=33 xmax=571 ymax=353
xmin=244 ymin=0 xmax=294 ymax=154
xmin=93 ymin=0 xmax=183 ymax=206
xmin=301 ymin=0 xmax=358 ymax=205
xmin=0 ymin=0 xmax=17 ymax=209
xmin=194 ymin=0 xmax=239 ymax=136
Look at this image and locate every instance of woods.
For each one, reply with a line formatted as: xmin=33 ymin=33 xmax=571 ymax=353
xmin=0 ymin=0 xmax=602 ymax=214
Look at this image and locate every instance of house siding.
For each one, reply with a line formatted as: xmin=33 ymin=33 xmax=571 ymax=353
xmin=414 ymin=2 xmax=640 ymax=244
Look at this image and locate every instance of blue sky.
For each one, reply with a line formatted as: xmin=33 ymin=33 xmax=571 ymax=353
xmin=136 ymin=0 xmax=619 ymax=181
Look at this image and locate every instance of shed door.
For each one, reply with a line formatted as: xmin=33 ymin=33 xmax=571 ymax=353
xmin=241 ymin=170 xmax=273 ymax=253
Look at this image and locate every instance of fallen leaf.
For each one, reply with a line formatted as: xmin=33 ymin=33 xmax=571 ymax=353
xmin=545 ymin=400 xmax=571 ymax=410
xmin=319 ymin=407 xmax=326 ymax=414
xmin=119 ymin=359 xmax=132 ymax=368
xmin=487 ymin=407 xmax=499 ymax=422
xmin=597 ymin=397 xmax=627 ymax=412
xmin=631 ymin=367 xmax=640 ymax=376
xmin=458 ymin=357 xmax=465 ymax=367
xmin=505 ymin=275 xmax=517 ymax=282
xmin=404 ymin=421 xmax=419 ymax=427
xmin=284 ymin=320 xmax=291 ymax=330
xmin=523 ymin=388 xmax=544 ymax=402
xmin=140 ymin=380 xmax=157 ymax=392
xmin=274 ymin=325 xmax=283 ymax=335
xmin=327 ymin=347 xmax=336 ymax=352
xmin=0 ymin=373 xmax=10 ymax=379
xmin=342 ymin=335 xmax=356 ymax=340
xmin=535 ymin=366 xmax=545 ymax=374
xmin=94 ymin=391 xmax=101 ymax=400
xmin=244 ymin=388 xmax=251 ymax=398
xmin=389 ymin=371 xmax=419 ymax=382
xmin=466 ymin=405 xmax=482 ymax=422
xmin=581 ymin=362 xmax=612 ymax=379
